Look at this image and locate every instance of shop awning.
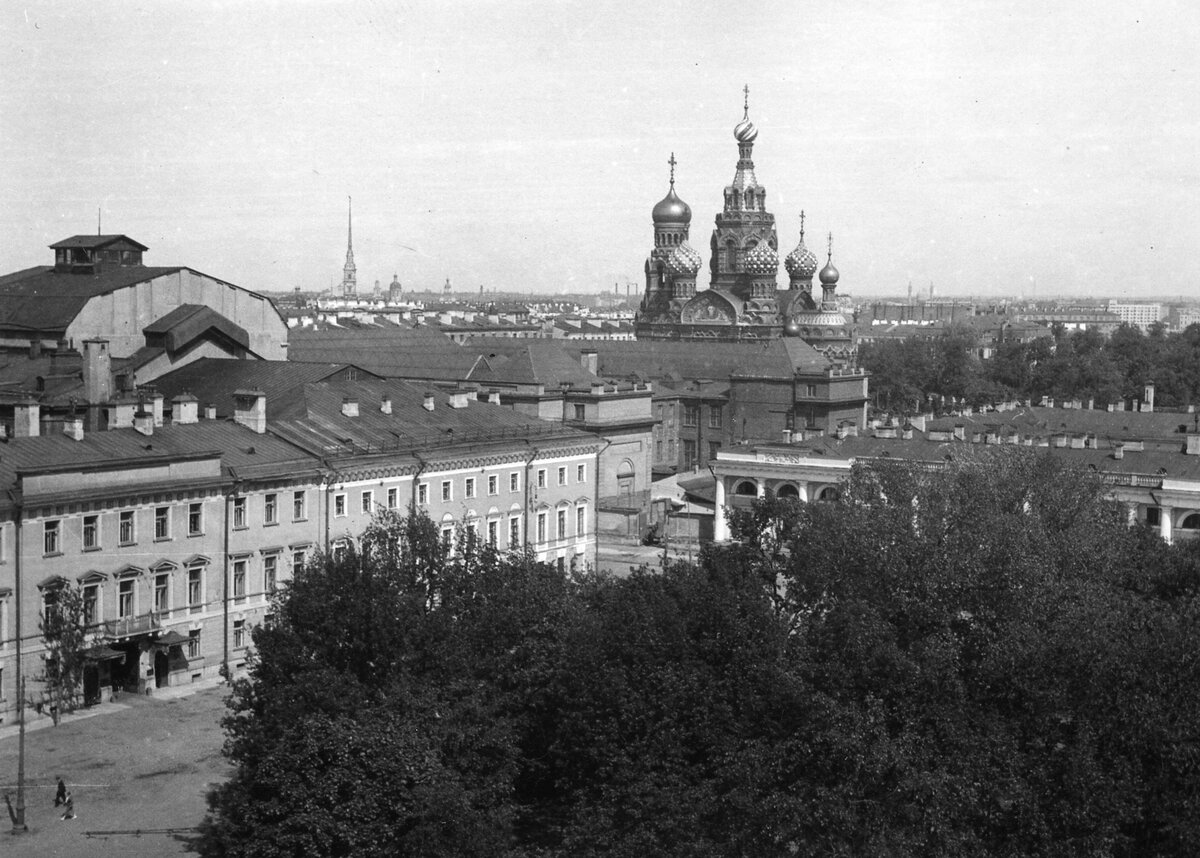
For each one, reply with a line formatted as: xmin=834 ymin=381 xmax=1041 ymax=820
xmin=83 ymin=644 xmax=125 ymax=662
xmin=151 ymin=630 xmax=191 ymax=648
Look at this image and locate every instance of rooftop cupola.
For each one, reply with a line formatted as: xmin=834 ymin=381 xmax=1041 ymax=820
xmin=50 ymin=235 xmax=147 ymax=274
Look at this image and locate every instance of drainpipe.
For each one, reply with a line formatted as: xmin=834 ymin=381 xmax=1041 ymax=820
xmin=524 ymin=442 xmax=540 ymax=555
xmin=11 ymin=498 xmax=27 ymax=833
xmin=594 ymin=439 xmax=611 ymax=568
xmin=221 ymin=475 xmax=235 ymax=682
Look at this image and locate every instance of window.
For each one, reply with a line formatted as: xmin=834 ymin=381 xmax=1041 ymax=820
xmin=292 ymin=491 xmax=306 ymax=521
xmin=805 ymin=384 xmax=817 ymax=398
xmin=83 ymin=583 xmax=99 ymax=626
xmin=82 ymin=515 xmax=99 ymax=550
xmin=465 ymin=478 xmax=476 ymax=499
xmin=709 ymin=406 xmax=723 ymax=428
xmin=576 ymin=505 xmax=586 ymax=537
xmin=441 ymin=525 xmax=454 ymax=550
xmin=264 ymin=493 xmax=278 ymax=525
xmin=188 ymin=502 xmax=203 ymax=535
xmin=233 ymin=619 xmax=246 ymax=649
xmin=557 ymin=467 xmax=567 ymax=486
xmin=264 ymin=555 xmax=278 ymax=593
xmin=118 ymin=579 xmax=134 ymax=619
xmin=334 ymin=494 xmax=346 ymax=517
xmin=188 ymin=568 xmax=203 ymax=612
xmin=509 ymin=472 xmax=520 ymax=493
xmin=361 ymin=491 xmax=373 ymax=514
xmin=233 ymin=497 xmax=247 ymax=529
xmin=488 ymin=475 xmax=498 ymax=496
xmin=709 ymin=441 xmax=722 ymax=460
xmin=441 ymin=481 xmax=452 ymax=502
xmin=683 ymin=405 xmax=700 ymax=427
xmin=154 ymin=506 xmax=170 ymax=540
xmin=576 ymin=464 xmax=586 ymax=483
xmin=537 ymin=469 xmax=546 ymax=489
xmin=233 ymin=559 xmax=247 ymax=603
xmin=292 ymin=550 xmax=305 ymax=577
xmin=509 ymin=516 xmax=521 ymax=547
xmin=387 ymin=487 xmax=398 ymax=509
xmin=418 ymin=483 xmax=429 ymax=505
xmin=573 ymin=403 xmax=585 ymax=420
xmin=557 ymin=508 xmax=567 ymax=539
xmin=155 ymin=573 xmax=169 ymax=614
xmin=120 ymin=510 xmax=135 ymax=544
xmin=537 ymin=512 xmax=547 ymax=543
xmin=187 ymin=629 xmax=201 ymax=659
xmin=43 ymin=520 xmax=61 ymax=555
xmin=42 ymin=588 xmax=61 ymax=626
xmin=1146 ymin=507 xmax=1161 ymax=526
xmin=487 ymin=519 xmax=498 ymax=546
xmin=683 ymin=439 xmax=697 ymax=470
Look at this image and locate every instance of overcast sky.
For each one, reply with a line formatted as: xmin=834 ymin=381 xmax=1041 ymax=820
xmin=2 ymin=1 xmax=1196 ymax=299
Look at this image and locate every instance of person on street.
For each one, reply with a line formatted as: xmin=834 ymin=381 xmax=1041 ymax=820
xmin=54 ymin=778 xmax=67 ymax=807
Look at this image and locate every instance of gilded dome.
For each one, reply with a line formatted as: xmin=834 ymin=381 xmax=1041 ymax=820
xmin=652 ymin=186 xmax=691 ymax=224
xmin=785 ymin=238 xmax=819 ymax=280
xmin=665 ymin=241 xmax=703 ymax=277
xmin=733 ymin=117 xmax=758 ymax=143
xmin=744 ymin=241 xmax=778 ymax=275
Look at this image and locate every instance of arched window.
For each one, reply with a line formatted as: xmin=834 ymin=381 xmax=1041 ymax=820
xmin=1181 ymin=513 xmax=1200 ymax=530
xmin=734 ymin=480 xmax=758 ymax=496
xmin=817 ymin=486 xmax=839 ymax=502
xmin=777 ymin=484 xmax=800 ymax=499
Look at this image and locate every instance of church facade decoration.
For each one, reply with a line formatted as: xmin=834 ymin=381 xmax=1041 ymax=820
xmin=635 ymin=88 xmax=855 ymax=361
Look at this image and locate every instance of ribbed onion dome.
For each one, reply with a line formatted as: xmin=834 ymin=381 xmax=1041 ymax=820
xmin=665 ymin=241 xmax=703 ymax=277
xmin=819 ymin=258 xmax=840 ymax=285
xmin=652 ymin=187 xmax=692 ymax=224
xmin=733 ymin=117 xmax=758 ymax=143
xmin=745 ymin=242 xmax=778 ymax=275
xmin=785 ymin=238 xmax=819 ymax=279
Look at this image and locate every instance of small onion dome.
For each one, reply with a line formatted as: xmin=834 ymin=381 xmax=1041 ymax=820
xmin=734 ymin=117 xmax=758 ymax=143
xmin=785 ymin=238 xmax=819 ymax=280
xmin=744 ymin=241 xmax=778 ymax=275
xmin=652 ymin=186 xmax=692 ymax=224
xmin=784 ymin=319 xmax=802 ymax=336
xmin=666 ymin=241 xmax=703 ymax=277
xmin=819 ymin=258 xmax=840 ymax=285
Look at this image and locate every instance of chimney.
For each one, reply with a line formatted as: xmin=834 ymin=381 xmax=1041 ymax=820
xmin=580 ymin=349 xmax=599 ymax=376
xmin=782 ymin=429 xmax=792 ymax=444
xmin=901 ymin=424 xmax=914 ymax=440
xmin=1115 ymin=400 xmax=1126 ymax=412
xmin=1186 ymin=434 xmax=1200 ymax=456
xmin=233 ymin=389 xmax=267 ymax=434
xmin=107 ymin=400 xmax=137 ymax=428
xmin=449 ymin=390 xmax=469 ymax=409
xmin=63 ymin=415 xmax=84 ymax=441
xmin=1142 ymin=383 xmax=1155 ymax=413
xmin=423 ymin=392 xmax=436 ymax=412
xmin=82 ymin=339 xmax=112 ymax=404
xmin=953 ymin=424 xmax=965 ymax=442
xmin=487 ymin=389 xmax=501 ymax=405
xmin=150 ymin=390 xmax=165 ymax=426
xmin=133 ymin=409 xmax=154 ymax=436
xmin=341 ymin=397 xmax=359 ymax=417
xmin=13 ymin=400 xmax=40 ymax=437
xmin=204 ymin=403 xmax=217 ymax=421
xmin=172 ymin=393 xmax=199 ymax=425
xmin=380 ymin=394 xmax=392 ymax=414
xmin=1113 ymin=442 xmax=1125 ymax=460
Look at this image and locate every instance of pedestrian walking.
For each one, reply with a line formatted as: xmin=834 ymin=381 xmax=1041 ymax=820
xmin=60 ymin=791 xmax=75 ymax=821
xmin=54 ymin=777 xmax=67 ymax=807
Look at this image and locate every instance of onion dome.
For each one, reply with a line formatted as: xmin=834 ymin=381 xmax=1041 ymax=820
xmin=734 ymin=84 xmax=759 ymax=143
xmin=785 ymin=232 xmax=819 ymax=280
xmin=652 ymin=186 xmax=692 ymax=224
xmin=819 ymin=231 xmax=840 ymax=285
xmin=665 ymin=241 xmax=703 ymax=277
xmin=745 ymin=241 xmax=778 ymax=275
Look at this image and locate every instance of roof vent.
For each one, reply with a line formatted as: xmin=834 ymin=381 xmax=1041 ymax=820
xmin=380 ymin=395 xmax=392 ymax=415
xmin=423 ymin=392 xmax=435 ymax=412
xmin=341 ymin=397 xmax=359 ymax=417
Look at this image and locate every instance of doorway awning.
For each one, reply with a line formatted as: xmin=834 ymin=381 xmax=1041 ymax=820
xmin=151 ymin=630 xmax=191 ymax=648
xmin=83 ymin=644 xmax=125 ymax=662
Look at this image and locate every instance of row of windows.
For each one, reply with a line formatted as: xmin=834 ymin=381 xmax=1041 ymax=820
xmin=437 ymin=504 xmax=590 ymax=550
xmin=40 ymin=493 xmax=309 ymax=556
xmin=658 ymin=402 xmax=725 ymax=429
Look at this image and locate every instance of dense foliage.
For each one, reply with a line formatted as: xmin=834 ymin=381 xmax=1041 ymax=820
xmin=862 ymin=322 xmax=1200 ymax=412
xmin=40 ymin=583 xmax=88 ymax=719
xmin=201 ymin=454 xmax=1200 ymax=857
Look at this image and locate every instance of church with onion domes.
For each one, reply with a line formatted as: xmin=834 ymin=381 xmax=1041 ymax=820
xmin=635 ymin=87 xmax=855 ymax=363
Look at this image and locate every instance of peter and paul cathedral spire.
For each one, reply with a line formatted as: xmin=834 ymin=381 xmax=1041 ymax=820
xmin=342 ymin=196 xmax=357 ymax=296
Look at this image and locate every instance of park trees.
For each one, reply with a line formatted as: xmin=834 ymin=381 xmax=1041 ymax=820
xmin=201 ymin=457 xmax=1200 ymax=857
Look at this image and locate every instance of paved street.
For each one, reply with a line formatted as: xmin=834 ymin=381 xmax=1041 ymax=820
xmin=0 ymin=682 xmax=229 ymax=858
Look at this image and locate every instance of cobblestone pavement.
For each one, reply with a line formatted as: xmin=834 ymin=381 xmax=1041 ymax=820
xmin=0 ymin=680 xmax=230 ymax=858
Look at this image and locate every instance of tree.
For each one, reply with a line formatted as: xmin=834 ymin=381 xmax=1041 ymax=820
xmin=39 ymin=583 xmax=88 ymax=723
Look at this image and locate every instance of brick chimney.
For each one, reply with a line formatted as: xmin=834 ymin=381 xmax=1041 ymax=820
xmin=63 ymin=414 xmax=84 ymax=441
xmin=82 ymin=339 xmax=112 ymax=404
xmin=423 ymin=392 xmax=436 ymax=412
xmin=133 ymin=409 xmax=154 ymax=436
xmin=172 ymin=393 xmax=199 ymax=425
xmin=13 ymin=400 xmax=40 ymax=437
xmin=233 ymin=389 xmax=267 ymax=434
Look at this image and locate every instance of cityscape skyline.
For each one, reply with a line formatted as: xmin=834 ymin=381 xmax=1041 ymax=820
xmin=2 ymin=1 xmax=1197 ymax=299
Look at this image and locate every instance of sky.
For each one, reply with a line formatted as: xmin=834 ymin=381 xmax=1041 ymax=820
xmin=2 ymin=0 xmax=1197 ymax=300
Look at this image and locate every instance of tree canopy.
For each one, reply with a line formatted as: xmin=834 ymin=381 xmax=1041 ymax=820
xmin=201 ymin=455 xmax=1200 ymax=857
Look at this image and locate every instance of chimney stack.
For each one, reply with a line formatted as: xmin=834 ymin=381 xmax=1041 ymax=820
xmin=380 ymin=395 xmax=392 ymax=414
xmin=63 ymin=415 xmax=84 ymax=441
xmin=13 ymin=400 xmax=40 ymax=438
xmin=204 ymin=403 xmax=217 ymax=421
xmin=1142 ymin=383 xmax=1155 ymax=413
xmin=172 ymin=393 xmax=199 ymax=425
xmin=133 ymin=409 xmax=154 ymax=436
xmin=423 ymin=392 xmax=436 ymax=412
xmin=233 ymin=390 xmax=267 ymax=434
xmin=580 ymin=349 xmax=599 ymax=376
xmin=82 ymin=339 xmax=112 ymax=404
xmin=341 ymin=397 xmax=359 ymax=417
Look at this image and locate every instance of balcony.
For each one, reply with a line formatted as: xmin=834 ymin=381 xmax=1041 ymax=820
xmin=103 ymin=611 xmax=163 ymax=641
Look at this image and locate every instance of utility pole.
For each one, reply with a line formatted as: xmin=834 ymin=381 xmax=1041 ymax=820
xmin=13 ymin=676 xmax=27 ymax=833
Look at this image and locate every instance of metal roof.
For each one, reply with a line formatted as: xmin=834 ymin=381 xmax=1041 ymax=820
xmin=0 ymin=266 xmax=184 ymax=333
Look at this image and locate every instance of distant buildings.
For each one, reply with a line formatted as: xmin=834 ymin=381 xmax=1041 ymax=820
xmin=1106 ymin=299 xmax=1163 ymax=333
